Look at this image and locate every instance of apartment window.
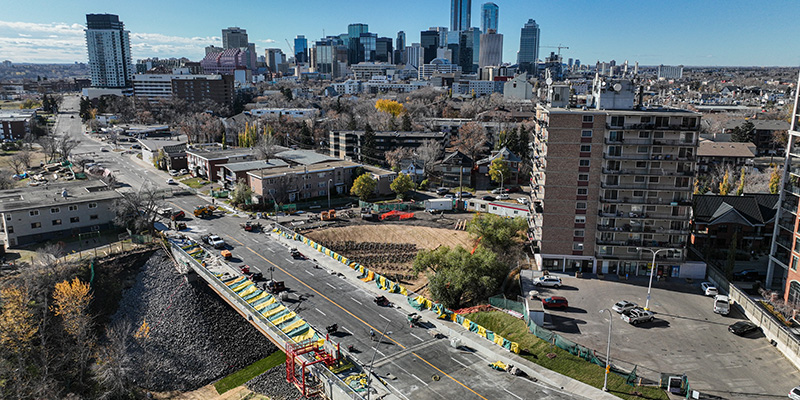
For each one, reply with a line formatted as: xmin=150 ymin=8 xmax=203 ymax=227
xmin=90 ymin=215 xmax=98 ymax=220
xmin=633 ymin=191 xmax=645 ymax=197
xmin=610 ymin=116 xmax=625 ymax=127
xmin=638 ymin=131 xmax=650 ymax=138
xmin=579 ymin=159 xmax=590 ymax=167
xmin=52 ymin=219 xmax=62 ymax=226
xmin=88 ymin=203 xmax=98 ymax=209
xmin=572 ymin=242 xmax=584 ymax=251
xmin=574 ymin=230 xmax=585 ymax=237
xmin=31 ymin=222 xmax=41 ymax=229
xmin=4 ymin=214 xmax=10 ymax=221
xmin=578 ymin=174 xmax=589 ymax=181
xmin=637 ymin=146 xmax=649 ymax=153
xmin=70 ymin=217 xmax=79 ymax=223
xmin=581 ymin=130 xmax=593 ymax=138
xmin=627 ymin=247 xmax=639 ymax=253
xmin=575 ymin=216 xmax=586 ymax=224
xmin=635 ymin=176 xmax=646 ymax=183
xmin=654 ymin=131 xmax=664 ymax=139
xmin=582 ymin=115 xmax=594 ymax=123
xmin=649 ymin=177 xmax=660 ymax=184
xmin=580 ymin=145 xmax=591 ymax=152
xmin=29 ymin=210 xmax=39 ymax=216
xmin=577 ymin=188 xmax=588 ymax=195
xmin=6 ymin=226 xmax=12 ymax=233
xmin=641 ymin=116 xmax=652 ymax=124
xmin=652 ymin=147 xmax=662 ymax=154
xmin=793 ymin=256 xmax=799 ymax=271
xmin=635 ymin=161 xmax=647 ymax=168
xmin=69 ymin=205 xmax=78 ymax=211
xmin=50 ymin=207 xmax=60 ymax=214
xmin=318 ymin=182 xmax=326 ymax=188
xmin=576 ymin=202 xmax=587 ymax=210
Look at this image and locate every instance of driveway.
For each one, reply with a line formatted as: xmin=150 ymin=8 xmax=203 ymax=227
xmin=522 ymin=271 xmax=800 ymax=399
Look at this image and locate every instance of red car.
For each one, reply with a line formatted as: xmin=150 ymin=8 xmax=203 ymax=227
xmin=542 ymin=296 xmax=569 ymax=309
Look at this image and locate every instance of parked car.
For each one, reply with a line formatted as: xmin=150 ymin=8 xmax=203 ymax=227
xmin=458 ymin=191 xmax=473 ymax=198
xmin=516 ymin=197 xmax=529 ymax=205
xmin=131 ymin=144 xmax=141 ymax=149
xmin=101 ymin=148 xmax=109 ymax=152
xmin=179 ymin=169 xmax=188 ymax=175
xmin=612 ymin=300 xmax=638 ymax=314
xmin=728 ymin=321 xmax=760 ymax=336
xmin=436 ymin=187 xmax=450 ymax=195
xmin=789 ymin=385 xmax=800 ymax=400
xmin=202 ymin=234 xmax=226 ymax=249
xmin=482 ymin=195 xmax=496 ymax=201
xmin=497 ymin=193 xmax=510 ymax=200
xmin=621 ymin=307 xmax=654 ymax=325
xmin=700 ymin=282 xmax=718 ymax=296
xmin=491 ymin=187 xmax=509 ymax=194
xmin=166 ymin=178 xmax=176 ymax=185
xmin=542 ymin=296 xmax=569 ymax=309
xmin=444 ymin=194 xmax=454 ymax=199
xmin=168 ymin=169 xmax=178 ymax=176
xmin=714 ymin=295 xmax=731 ymax=315
xmin=533 ymin=276 xmax=562 ymax=288
xmin=733 ymin=270 xmax=761 ymax=282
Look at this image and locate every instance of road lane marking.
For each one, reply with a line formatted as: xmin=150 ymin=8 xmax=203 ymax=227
xmin=316 ymin=308 xmax=326 ymax=316
xmin=503 ymin=388 xmax=523 ymax=400
xmin=305 ymin=270 xmax=314 ymax=276
xmin=410 ymin=373 xmax=429 ymax=386
xmin=409 ymin=333 xmax=424 ymax=342
xmin=350 ymin=297 xmax=363 ymax=305
xmin=245 ymin=247 xmax=489 ymax=400
xmin=379 ymin=314 xmax=391 ymax=322
xmin=266 ymin=247 xmax=275 ymax=252
xmin=451 ymin=357 xmax=470 ymax=369
xmin=376 ymin=348 xmax=385 ymax=357
xmin=341 ymin=326 xmax=353 ymax=334
xmin=395 ymin=364 xmax=428 ymax=387
xmin=286 ymin=259 xmax=295 ymax=264
xmin=325 ymin=282 xmax=337 ymax=289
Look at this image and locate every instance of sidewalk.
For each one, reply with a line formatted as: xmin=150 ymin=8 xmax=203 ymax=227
xmin=268 ymin=226 xmax=619 ymax=400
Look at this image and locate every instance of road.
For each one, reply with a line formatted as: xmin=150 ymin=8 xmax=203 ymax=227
xmin=52 ymin=98 xmax=587 ymax=400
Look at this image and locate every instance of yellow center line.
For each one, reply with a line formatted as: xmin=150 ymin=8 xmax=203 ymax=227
xmin=245 ymin=245 xmax=489 ymax=400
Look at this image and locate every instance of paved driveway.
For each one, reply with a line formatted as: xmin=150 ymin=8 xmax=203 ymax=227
xmin=523 ymin=272 xmax=800 ymax=399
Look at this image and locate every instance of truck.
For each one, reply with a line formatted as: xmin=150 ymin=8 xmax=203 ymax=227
xmin=621 ymin=307 xmax=654 ymax=325
xmin=714 ymin=295 xmax=730 ymax=315
xmin=202 ymin=234 xmax=226 ymax=249
xmin=424 ymin=198 xmax=453 ymax=212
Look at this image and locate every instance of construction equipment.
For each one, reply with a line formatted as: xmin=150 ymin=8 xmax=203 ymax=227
xmin=221 ymin=249 xmax=232 ymax=259
xmin=290 ymin=248 xmax=306 ymax=260
xmin=374 ymin=295 xmax=390 ymax=307
xmin=267 ymin=279 xmax=286 ymax=294
xmin=407 ymin=313 xmax=422 ymax=328
xmin=240 ymin=221 xmax=262 ymax=232
xmin=542 ymin=44 xmax=569 ymax=57
xmin=380 ymin=210 xmax=414 ymax=221
xmin=175 ymin=222 xmax=187 ymax=230
xmin=170 ymin=210 xmax=185 ymax=221
xmin=320 ymin=209 xmax=337 ymax=221
xmin=194 ymin=205 xmax=215 ymax=218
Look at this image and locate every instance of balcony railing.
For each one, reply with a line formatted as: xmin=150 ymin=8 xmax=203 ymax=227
xmin=598 ymin=211 xmax=690 ymax=220
xmin=594 ymin=252 xmax=685 ymax=261
xmin=604 ymin=153 xmax=695 ymax=161
xmin=595 ymin=239 xmax=686 ymax=249
xmin=599 ymin=197 xmax=691 ymax=206
xmin=597 ymin=224 xmax=689 ymax=235
xmin=604 ymin=138 xmax=698 ymax=146
xmin=606 ymin=123 xmax=699 ymax=132
xmin=600 ymin=182 xmax=693 ymax=191
xmin=602 ymin=168 xmax=695 ymax=177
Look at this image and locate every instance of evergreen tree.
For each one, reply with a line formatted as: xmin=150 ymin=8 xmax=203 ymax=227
xmin=299 ymin=123 xmax=314 ymax=147
xmin=347 ymin=113 xmax=358 ymax=130
xmin=730 ymin=121 xmax=755 ymax=143
xmin=361 ymin=123 xmax=378 ymax=163
xmin=402 ymin=113 xmax=413 ymax=131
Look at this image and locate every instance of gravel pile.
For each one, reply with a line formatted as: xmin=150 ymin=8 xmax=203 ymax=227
xmin=245 ymin=366 xmax=302 ymax=399
xmin=112 ymin=250 xmax=279 ymax=392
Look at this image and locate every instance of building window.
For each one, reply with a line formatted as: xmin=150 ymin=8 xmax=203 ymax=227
xmin=31 ymin=222 xmax=41 ymax=229
xmin=90 ymin=215 xmax=98 ymax=220
xmin=580 ymin=145 xmax=591 ymax=152
xmin=635 ymin=176 xmax=646 ymax=183
xmin=582 ymin=115 xmax=594 ymax=123
xmin=70 ymin=217 xmax=79 ymax=223
xmin=633 ymin=190 xmax=644 ymax=197
xmin=649 ymin=177 xmax=659 ymax=183
xmin=581 ymin=130 xmax=592 ymax=137
xmin=7 ymin=226 xmax=13 ymax=233
xmin=793 ymin=256 xmax=799 ymax=271
xmin=576 ymin=202 xmax=587 ymax=210
xmin=51 ymin=207 xmax=60 ymax=214
xmin=579 ymin=159 xmax=590 ymax=167
xmin=637 ymin=146 xmax=649 ymax=153
xmin=29 ymin=210 xmax=39 ymax=216
xmin=636 ymin=161 xmax=647 ymax=168
xmin=628 ymin=247 xmax=638 ymax=253
xmin=574 ymin=230 xmax=585 ymax=237
xmin=610 ymin=116 xmax=625 ymax=127
xmin=638 ymin=131 xmax=650 ymax=138
xmin=578 ymin=174 xmax=588 ymax=181
xmin=577 ymin=188 xmax=588 ymax=195
xmin=52 ymin=219 xmax=62 ymax=226
xmin=69 ymin=205 xmax=78 ymax=211
xmin=4 ymin=214 xmax=10 ymax=221
xmin=652 ymin=147 xmax=662 ymax=154
xmin=575 ymin=216 xmax=586 ymax=224
xmin=572 ymin=242 xmax=584 ymax=251
xmin=88 ymin=203 xmax=98 ymax=209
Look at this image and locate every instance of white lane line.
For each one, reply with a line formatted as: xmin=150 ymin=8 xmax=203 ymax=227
xmin=305 ymin=270 xmax=314 ymax=276
xmin=252 ymin=239 xmax=260 ymax=244
xmin=379 ymin=314 xmax=391 ymax=322
xmin=410 ymin=373 xmax=429 ymax=386
xmin=350 ymin=297 xmax=363 ymax=305
xmin=376 ymin=348 xmax=385 ymax=357
xmin=450 ymin=357 xmax=470 ymax=369
xmin=325 ymin=282 xmax=337 ymax=289
xmin=503 ymin=388 xmax=524 ymax=400
xmin=316 ymin=308 xmax=326 ymax=316
xmin=286 ymin=259 xmax=295 ymax=264
xmin=266 ymin=247 xmax=275 ymax=252
xmin=409 ymin=333 xmax=424 ymax=342
xmin=341 ymin=326 xmax=353 ymax=334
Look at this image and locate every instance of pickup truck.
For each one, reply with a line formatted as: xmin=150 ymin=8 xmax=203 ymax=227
xmin=621 ymin=308 xmax=654 ymax=325
xmin=202 ymin=234 xmax=226 ymax=249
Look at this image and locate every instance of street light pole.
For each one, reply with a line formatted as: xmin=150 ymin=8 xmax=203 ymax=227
xmin=637 ymin=247 xmax=670 ymax=311
xmin=327 ymin=178 xmax=332 ymax=209
xmin=600 ymin=308 xmax=612 ymax=392
xmin=498 ymin=170 xmax=504 ymax=192
xmin=366 ymin=320 xmax=391 ymax=400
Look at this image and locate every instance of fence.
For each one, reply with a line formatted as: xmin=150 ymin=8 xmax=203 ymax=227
xmin=358 ymin=200 xmax=425 ymax=212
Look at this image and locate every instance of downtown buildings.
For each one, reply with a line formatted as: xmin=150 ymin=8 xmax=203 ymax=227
xmin=85 ymin=14 xmax=133 ymax=89
xmin=517 ymin=19 xmax=540 ymax=75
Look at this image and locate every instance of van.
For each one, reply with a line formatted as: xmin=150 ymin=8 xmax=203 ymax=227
xmin=714 ymin=295 xmax=730 ymax=315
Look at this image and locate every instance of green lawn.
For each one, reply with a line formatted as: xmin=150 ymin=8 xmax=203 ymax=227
xmin=465 ymin=311 xmax=668 ymax=400
xmin=180 ymin=177 xmax=209 ymax=188
xmin=214 ymin=351 xmax=286 ymax=394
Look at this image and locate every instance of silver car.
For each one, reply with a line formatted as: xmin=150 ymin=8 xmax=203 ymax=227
xmin=612 ymin=300 xmax=638 ymax=314
xmin=533 ymin=276 xmax=562 ymax=288
xmin=700 ymin=282 xmax=718 ymax=296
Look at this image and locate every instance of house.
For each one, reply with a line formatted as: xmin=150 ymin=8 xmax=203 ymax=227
xmin=361 ymin=165 xmax=398 ymax=196
xmin=691 ymin=194 xmax=779 ymax=253
xmin=722 ymin=119 xmax=790 ymax=156
xmin=464 ymin=198 xmax=530 ymax=218
xmin=138 ymin=139 xmax=186 ymax=170
xmin=476 ymin=146 xmax=522 ymax=188
xmin=219 ymin=159 xmax=288 ymax=189
xmin=399 ymin=159 xmax=425 ymax=183
xmin=696 ymin=140 xmax=757 ymax=172
xmin=0 ymin=180 xmax=122 ymax=248
xmin=434 ymin=151 xmax=473 ymax=188
xmin=186 ymin=144 xmax=256 ymax=181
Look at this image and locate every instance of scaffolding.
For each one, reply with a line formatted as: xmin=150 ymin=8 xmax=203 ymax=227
xmin=285 ymin=339 xmax=337 ymax=398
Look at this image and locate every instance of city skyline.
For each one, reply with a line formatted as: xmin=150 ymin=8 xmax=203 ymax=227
xmin=0 ymin=0 xmax=798 ymax=66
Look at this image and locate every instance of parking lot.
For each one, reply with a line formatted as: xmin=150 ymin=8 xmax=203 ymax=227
xmin=525 ymin=272 xmax=800 ymax=399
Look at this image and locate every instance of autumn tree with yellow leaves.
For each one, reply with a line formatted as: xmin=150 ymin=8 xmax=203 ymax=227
xmin=52 ymin=277 xmax=95 ymax=386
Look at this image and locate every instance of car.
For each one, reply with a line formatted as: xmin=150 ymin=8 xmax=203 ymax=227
xmin=497 ymin=193 xmax=510 ymax=200
xmin=612 ymin=300 xmax=638 ymax=314
xmin=169 ymin=169 xmax=178 ymax=176
xmin=728 ymin=321 xmax=760 ymax=336
xmin=733 ymin=270 xmax=761 ymax=282
xmin=179 ymin=169 xmax=188 ymax=175
xmin=166 ymin=178 xmax=177 ymax=185
xmin=621 ymin=307 xmax=654 ymax=325
xmin=436 ymin=187 xmax=450 ymax=195
xmin=533 ymin=276 xmax=562 ymax=288
xmin=458 ymin=191 xmax=473 ymax=198
xmin=444 ymin=194 xmax=454 ymax=199
xmin=789 ymin=385 xmax=800 ymax=400
xmin=714 ymin=294 xmax=731 ymax=315
xmin=700 ymin=282 xmax=718 ymax=296
xmin=131 ymin=144 xmax=141 ymax=149
xmin=101 ymin=148 xmax=109 ymax=152
xmin=202 ymin=234 xmax=226 ymax=249
xmin=482 ymin=195 xmax=496 ymax=201
xmin=516 ymin=197 xmax=530 ymax=205
xmin=542 ymin=296 xmax=569 ymax=309
xmin=491 ymin=188 xmax=509 ymax=194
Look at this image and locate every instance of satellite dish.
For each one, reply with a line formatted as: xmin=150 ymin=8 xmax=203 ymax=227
xmin=545 ymin=78 xmax=553 ymax=86
xmin=613 ymin=83 xmax=622 ymax=91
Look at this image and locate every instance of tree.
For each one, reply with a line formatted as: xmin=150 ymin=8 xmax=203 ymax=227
xmin=231 ymin=178 xmax=252 ymax=207
xmin=730 ymin=120 xmax=755 ymax=143
xmin=416 ymin=139 xmax=442 ymax=178
xmin=735 ymin=167 xmax=746 ymax=196
xmin=718 ymin=169 xmax=732 ymax=195
xmin=79 ymin=97 xmax=92 ymax=121
xmin=350 ymin=173 xmax=376 ymax=201
xmin=385 ymin=147 xmax=413 ymax=170
xmin=390 ymin=173 xmax=415 ymax=199
xmin=51 ymin=277 xmax=94 ymax=386
xmin=452 ymin=121 xmax=487 ymax=166
xmin=94 ymin=320 xmax=137 ymax=400
xmin=725 ymin=232 xmax=738 ymax=281
xmin=401 ymin=113 xmax=413 ymax=131
xmin=6 ymin=152 xmax=26 ymax=175
xmin=152 ymin=149 xmax=166 ymax=170
xmin=0 ymin=285 xmax=38 ymax=355
xmin=488 ymin=158 xmax=509 ymax=185
xmin=375 ymin=99 xmax=405 ymax=118
xmin=113 ymin=182 xmax=164 ymax=233
xmin=56 ymin=134 xmax=79 ymax=161
xmin=466 ymin=213 xmax=527 ymax=253
xmin=255 ymin=130 xmax=279 ymax=160
xmin=298 ymin=122 xmax=314 ymax=147
xmin=769 ymin=167 xmax=782 ymax=194
xmin=38 ymin=135 xmax=59 ymax=163
xmin=0 ymin=170 xmax=15 ymax=189
xmin=361 ymin=123 xmax=378 ymax=163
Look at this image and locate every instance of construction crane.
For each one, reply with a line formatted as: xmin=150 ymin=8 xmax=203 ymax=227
xmin=541 ymin=44 xmax=569 ymax=57
xmin=284 ymin=39 xmax=295 ymax=56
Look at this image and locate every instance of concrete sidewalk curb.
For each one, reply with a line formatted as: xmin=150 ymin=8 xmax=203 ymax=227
xmin=268 ymin=228 xmax=620 ymax=400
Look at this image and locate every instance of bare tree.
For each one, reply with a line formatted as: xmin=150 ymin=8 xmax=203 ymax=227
xmin=415 ymin=139 xmax=443 ymax=177
xmin=38 ymin=136 xmax=58 ymax=163
xmin=0 ymin=169 xmax=15 ymax=189
xmin=56 ymin=135 xmax=80 ymax=161
xmin=451 ymin=121 xmax=488 ymax=166
xmin=113 ymin=182 xmax=164 ymax=233
xmin=16 ymin=150 xmax=32 ymax=170
xmin=6 ymin=153 xmax=26 ymax=175
xmin=94 ymin=319 xmax=136 ymax=400
xmin=385 ymin=147 xmax=414 ymax=170
xmin=254 ymin=132 xmax=280 ymax=160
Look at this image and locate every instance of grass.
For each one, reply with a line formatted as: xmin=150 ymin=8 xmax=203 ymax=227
xmin=180 ymin=177 xmax=209 ymax=188
xmin=214 ymin=351 xmax=286 ymax=394
xmin=465 ymin=311 xmax=668 ymax=400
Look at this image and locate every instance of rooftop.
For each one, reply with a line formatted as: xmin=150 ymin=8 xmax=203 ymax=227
xmin=545 ymin=106 xmax=700 ymax=116
xmin=693 ymin=194 xmax=779 ymax=225
xmin=275 ymin=149 xmax=339 ymax=166
xmin=723 ymin=119 xmax=791 ymax=131
xmin=248 ymin=160 xmax=359 ymax=179
xmin=186 ymin=145 xmax=255 ymax=160
xmin=0 ymin=180 xmax=121 ymax=213
xmin=697 ymin=140 xmax=757 ymax=158
xmin=137 ymin=139 xmax=185 ymax=152
xmin=222 ymin=159 xmax=288 ymax=173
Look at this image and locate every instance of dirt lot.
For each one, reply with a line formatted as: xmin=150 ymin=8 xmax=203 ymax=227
xmin=305 ymin=224 xmax=476 ymax=292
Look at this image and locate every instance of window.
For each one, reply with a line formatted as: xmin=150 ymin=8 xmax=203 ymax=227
xmin=579 ymin=159 xmax=590 ymax=167
xmin=70 ymin=217 xmax=79 ymax=223
xmin=52 ymin=219 xmax=62 ymax=226
xmin=610 ymin=116 xmax=625 ymax=127
xmin=649 ymin=177 xmax=659 ymax=183
xmin=31 ymin=222 xmax=41 ymax=229
xmin=633 ymin=190 xmax=645 ymax=197
xmin=637 ymin=146 xmax=649 ymax=153
xmin=627 ymin=247 xmax=639 ymax=253
xmin=635 ymin=176 xmax=646 ymax=183
xmin=29 ymin=210 xmax=39 ymax=216
xmin=574 ymin=216 xmax=586 ymax=224
xmin=577 ymin=188 xmax=588 ymax=195
xmin=4 ymin=214 xmax=10 ymax=221
xmin=580 ymin=145 xmax=591 ymax=152
xmin=574 ymin=230 xmax=585 ymax=237
xmin=88 ymin=203 xmax=97 ymax=209
xmin=576 ymin=202 xmax=587 ymax=210
xmin=582 ymin=115 xmax=594 ymax=123
xmin=90 ymin=215 xmax=98 ymax=220
xmin=581 ymin=130 xmax=592 ymax=138
xmin=69 ymin=205 xmax=78 ymax=211
xmin=578 ymin=174 xmax=589 ymax=181
xmin=635 ymin=161 xmax=647 ymax=168
xmin=50 ymin=207 xmax=60 ymax=214
xmin=641 ymin=116 xmax=651 ymax=124
xmin=793 ymin=256 xmax=799 ymax=271
xmin=572 ymin=242 xmax=584 ymax=251
xmin=651 ymin=147 xmax=662 ymax=154
xmin=638 ymin=131 xmax=650 ymax=138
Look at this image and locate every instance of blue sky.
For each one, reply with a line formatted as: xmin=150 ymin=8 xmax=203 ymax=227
xmin=1 ymin=0 xmax=798 ymax=66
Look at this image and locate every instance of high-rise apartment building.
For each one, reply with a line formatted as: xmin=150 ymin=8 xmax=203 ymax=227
xmin=85 ymin=14 xmax=133 ymax=88
xmin=265 ymin=48 xmax=286 ymax=74
xmin=294 ymin=35 xmax=308 ymax=64
xmin=769 ymin=72 xmax=800 ymax=302
xmin=657 ymin=65 xmax=684 ymax=80
xmin=530 ymin=78 xmax=699 ymax=277
xmin=481 ymin=2 xmax=499 ymax=33
xmin=222 ymin=27 xmax=249 ymax=49
xmin=450 ymin=0 xmax=472 ymax=32
xmin=406 ymin=43 xmax=422 ymax=68
xmin=478 ymin=29 xmax=503 ymax=68
xmin=517 ymin=19 xmax=540 ymax=74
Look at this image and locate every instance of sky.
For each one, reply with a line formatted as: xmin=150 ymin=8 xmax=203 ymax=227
xmin=0 ymin=0 xmax=798 ymax=66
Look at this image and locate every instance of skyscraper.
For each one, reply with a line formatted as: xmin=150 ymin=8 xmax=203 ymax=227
xmin=478 ymin=29 xmax=503 ymax=68
xmin=458 ymin=28 xmax=481 ymax=74
xmin=517 ymin=19 xmax=540 ymax=74
xmin=420 ymin=29 xmax=440 ymax=65
xmin=347 ymin=23 xmax=369 ymax=65
xmin=85 ymin=14 xmax=133 ymax=88
xmin=450 ymin=0 xmax=472 ymax=32
xmin=481 ymin=3 xmax=499 ymax=34
xmin=395 ymin=31 xmax=406 ymax=65
xmin=294 ymin=35 xmax=308 ymax=63
xmin=222 ymin=27 xmax=249 ymax=49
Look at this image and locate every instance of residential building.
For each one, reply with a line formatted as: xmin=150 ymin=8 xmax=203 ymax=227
xmin=0 ymin=110 xmax=35 ymax=141
xmin=419 ymin=58 xmax=462 ymax=80
xmin=137 ymin=139 xmax=186 ymax=170
xmin=478 ymin=30 xmax=503 ymax=68
xmin=476 ymin=146 xmax=522 ymax=188
xmin=186 ymin=145 xmax=256 ymax=181
xmin=530 ymin=77 xmax=700 ymax=277
xmin=222 ymin=27 xmax=249 ymax=49
xmin=85 ymin=14 xmax=133 ymax=88
xmin=657 ymin=65 xmax=684 ymax=80
xmin=451 ymin=79 xmax=503 ymax=97
xmin=769 ymin=72 xmax=800 ymax=302
xmin=131 ymin=71 xmax=234 ymax=107
xmin=247 ymin=108 xmax=318 ymax=119
xmin=247 ymin=160 xmax=360 ymax=203
xmin=451 ymin=0 xmax=472 ymax=31
xmin=295 ymin=35 xmax=309 ymax=64
xmin=435 ymin=151 xmax=473 ymax=188
xmin=329 ymin=130 xmax=448 ymax=163
xmin=219 ymin=159 xmax=288 ymax=189
xmin=696 ymin=140 xmax=756 ymax=172
xmin=481 ymin=2 xmax=499 ymax=34
xmin=351 ymin=62 xmax=396 ymax=80
xmin=266 ymin=48 xmax=286 ymax=74
xmin=503 ymin=74 xmax=533 ymax=101
xmin=406 ymin=43 xmax=422 ymax=68
xmin=692 ymin=194 xmax=778 ymax=253
xmin=517 ymin=19 xmax=540 ymax=75
xmin=0 ymin=180 xmax=122 ymax=248
xmin=722 ymin=119 xmax=791 ymax=156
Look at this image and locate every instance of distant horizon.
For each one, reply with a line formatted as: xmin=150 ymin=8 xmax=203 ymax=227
xmin=0 ymin=0 xmax=798 ymax=66
xmin=5 ymin=62 xmax=799 ymax=69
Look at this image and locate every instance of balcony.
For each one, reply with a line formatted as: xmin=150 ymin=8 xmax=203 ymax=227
xmin=606 ymin=123 xmax=699 ymax=131
xmin=600 ymin=197 xmax=691 ymax=206
xmin=604 ymin=138 xmax=697 ymax=146
xmin=594 ymin=252 xmax=685 ymax=261
xmin=602 ymin=168 xmax=695 ymax=177
xmin=596 ymin=238 xmax=686 ymax=249
xmin=600 ymin=182 xmax=693 ymax=191
xmin=598 ymin=211 xmax=690 ymax=221
xmin=603 ymin=153 xmax=695 ymax=161
xmin=597 ymin=224 xmax=689 ymax=235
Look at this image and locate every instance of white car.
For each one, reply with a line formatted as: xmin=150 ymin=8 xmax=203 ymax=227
xmin=700 ymin=282 xmax=718 ymax=296
xmin=612 ymin=300 xmax=638 ymax=314
xmin=166 ymin=178 xmax=177 ymax=185
xmin=497 ymin=193 xmax=510 ymax=200
xmin=516 ymin=197 xmax=529 ymax=205
xmin=533 ymin=276 xmax=562 ymax=288
xmin=789 ymin=385 xmax=800 ymax=400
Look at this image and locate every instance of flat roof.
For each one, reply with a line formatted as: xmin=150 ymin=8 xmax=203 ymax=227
xmin=222 ymin=159 xmax=288 ymax=172
xmin=545 ymin=106 xmax=700 ymax=116
xmin=275 ymin=149 xmax=339 ymax=166
xmin=697 ymin=141 xmax=757 ymax=158
xmin=248 ymin=160 xmax=359 ymax=179
xmin=0 ymin=180 xmax=122 ymax=213
xmin=137 ymin=139 xmax=185 ymax=152
xmin=186 ymin=146 xmax=255 ymax=160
